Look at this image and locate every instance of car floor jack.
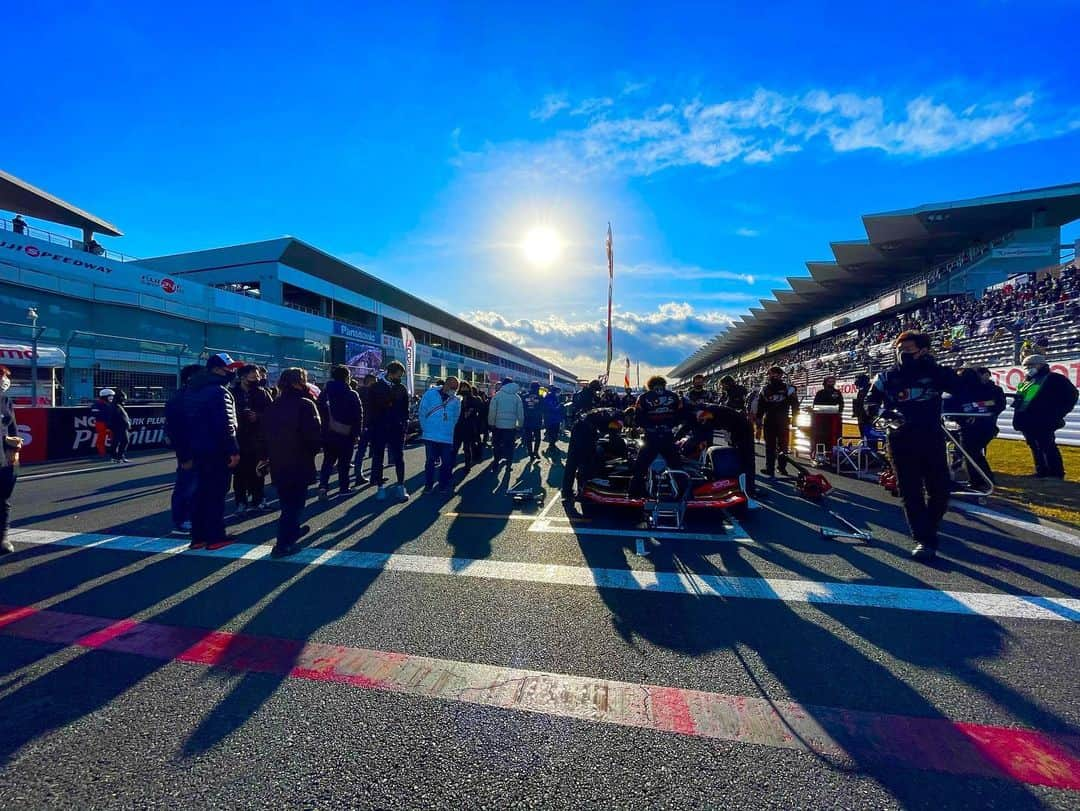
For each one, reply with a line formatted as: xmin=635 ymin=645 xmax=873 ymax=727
xmin=940 ymin=412 xmax=996 ymax=502
xmin=508 ymin=486 xmax=547 ymax=506
xmin=779 ymin=453 xmax=874 ymax=544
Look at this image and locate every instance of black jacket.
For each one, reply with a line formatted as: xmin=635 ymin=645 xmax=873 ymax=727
xmin=231 ymin=383 xmax=273 ymax=455
xmin=949 ymin=379 xmax=1006 ymax=430
xmin=264 ymin=388 xmax=323 ymax=488
xmin=866 ymin=356 xmax=958 ymax=436
xmin=812 ymin=387 xmax=844 ymax=416
xmin=368 ymin=377 xmax=409 ymax=429
xmin=721 ymin=383 xmax=748 ymax=412
xmin=108 ymin=401 xmax=131 ymax=432
xmin=164 ymin=387 xmax=191 ymax=461
xmin=755 ymin=380 xmax=799 ymax=424
xmin=635 ymin=388 xmax=685 ymax=436
xmin=183 ymin=370 xmax=240 ymax=459
xmin=852 ymin=386 xmax=873 ymax=432
xmin=1012 ymin=369 xmax=1079 ymax=433
xmin=317 ymin=380 xmax=363 ymax=439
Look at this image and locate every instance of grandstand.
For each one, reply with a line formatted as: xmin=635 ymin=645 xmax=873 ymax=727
xmin=672 ymin=183 xmax=1080 ymax=409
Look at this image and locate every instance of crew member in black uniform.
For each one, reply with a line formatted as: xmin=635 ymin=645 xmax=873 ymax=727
xmin=753 ymin=366 xmax=799 ymax=477
xmin=630 ymin=376 xmax=685 ymax=496
xmin=572 ymin=379 xmax=603 ymax=421
xmin=719 ymin=375 xmax=748 ymax=414
xmin=810 ymin=376 xmax=844 ymax=458
xmin=561 ymin=407 xmax=624 ymax=502
xmin=852 ymin=373 xmax=875 ymax=443
xmin=679 ymin=403 xmax=757 ymax=496
xmin=685 ymin=374 xmax=712 ymax=407
xmin=866 ymin=331 xmax=959 ymax=561
xmin=950 ymin=367 xmax=1006 ymax=486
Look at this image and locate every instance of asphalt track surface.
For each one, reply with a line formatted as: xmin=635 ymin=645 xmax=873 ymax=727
xmin=1 ymin=437 xmax=1078 ymax=809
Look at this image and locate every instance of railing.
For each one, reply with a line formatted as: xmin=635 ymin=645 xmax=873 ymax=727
xmin=283 ymin=300 xmax=321 ymax=316
xmin=0 ymin=217 xmax=139 ymax=263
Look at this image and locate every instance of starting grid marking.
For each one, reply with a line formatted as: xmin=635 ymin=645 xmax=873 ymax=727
xmin=0 ymin=602 xmax=1077 ymax=790
xmin=7 ymin=529 xmax=1080 ymax=622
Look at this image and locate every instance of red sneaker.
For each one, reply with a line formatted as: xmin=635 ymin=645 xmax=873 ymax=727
xmin=206 ymin=537 xmax=236 ymax=551
xmin=188 ymin=541 xmax=207 ymax=550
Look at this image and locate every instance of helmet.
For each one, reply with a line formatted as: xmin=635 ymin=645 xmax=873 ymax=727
xmin=99 ymin=388 xmax=115 ymax=398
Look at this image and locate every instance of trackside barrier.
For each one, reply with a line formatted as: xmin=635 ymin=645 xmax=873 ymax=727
xmin=14 ymin=405 xmax=168 ymax=464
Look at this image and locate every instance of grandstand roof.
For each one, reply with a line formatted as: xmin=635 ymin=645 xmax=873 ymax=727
xmin=671 ymin=181 xmax=1080 ymax=379
xmin=137 ymin=237 xmax=577 ymax=380
xmin=0 ymin=169 xmax=123 ymax=238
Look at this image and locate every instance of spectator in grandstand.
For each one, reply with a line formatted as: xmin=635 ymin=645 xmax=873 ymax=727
xmin=90 ymin=388 xmax=114 ymax=457
xmin=183 ymin=352 xmax=243 ymax=550
xmin=488 ymin=378 xmax=524 ymax=472
xmin=164 ymin=364 xmax=202 ymax=535
xmin=86 ymin=237 xmax=105 ymax=256
xmin=521 ymin=382 xmax=545 ymax=460
xmin=753 ymin=367 xmax=798 ymax=477
xmin=1012 ymin=355 xmax=1079 ymax=480
xmin=11 ymin=214 xmax=26 ymax=235
xmin=230 ymin=364 xmax=273 ymax=513
xmin=352 ymin=373 xmax=376 ymax=487
xmin=263 ymin=368 xmax=322 ymax=557
xmin=543 ymin=386 xmax=564 ymax=447
xmin=108 ymin=389 xmax=132 ymax=463
xmin=0 ymin=366 xmax=23 ymax=555
xmin=950 ymin=367 xmax=1006 ymax=487
xmin=419 ymin=375 xmax=461 ymax=493
xmin=866 ymin=332 xmax=959 ymax=561
xmin=719 ymin=375 xmax=747 ymax=414
xmin=370 ymin=361 xmax=411 ymax=501
xmin=316 ymin=365 xmax=362 ymax=500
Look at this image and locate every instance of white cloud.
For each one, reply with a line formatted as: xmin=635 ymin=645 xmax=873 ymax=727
xmin=530 ymin=93 xmax=570 ymax=121
xmin=463 ymin=302 xmax=734 ymax=378
xmin=735 ymin=227 xmax=760 ymax=238
xmin=517 ymin=85 xmax=1073 ymax=176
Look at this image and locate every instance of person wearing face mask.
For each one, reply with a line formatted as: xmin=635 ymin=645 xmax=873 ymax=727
xmin=230 ymin=364 xmax=274 ymax=512
xmin=951 ymin=367 xmax=1006 ymax=486
xmin=810 ymin=376 xmax=844 ymax=460
xmin=107 ymin=389 xmax=132 ymax=463
xmin=182 ymin=352 xmax=243 ymax=550
xmin=753 ymin=366 xmax=799 ymax=477
xmin=685 ymin=374 xmax=712 ymax=407
xmin=629 ymin=376 xmax=686 ymax=497
xmin=1012 ymin=355 xmax=1078 ymax=479
xmin=719 ymin=375 xmax=747 ymax=414
xmin=90 ymin=388 xmax=115 ymax=457
xmin=369 ymin=361 xmax=411 ymax=501
xmin=852 ymin=374 xmax=874 ymax=443
xmin=263 ymin=368 xmax=323 ymax=556
xmin=866 ymin=332 xmax=960 ymax=561
xmin=316 ymin=365 xmax=363 ymax=500
xmin=0 ymin=367 xmax=23 ymax=554
xmin=419 ymin=375 xmax=461 ymax=493
xmin=561 ymin=407 xmax=624 ymax=503
xmin=521 ymin=381 xmax=545 ymax=460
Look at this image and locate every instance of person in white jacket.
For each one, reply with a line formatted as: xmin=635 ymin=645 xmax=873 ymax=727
xmin=487 ymin=379 xmax=524 ymax=471
xmin=419 ymin=377 xmax=462 ymax=492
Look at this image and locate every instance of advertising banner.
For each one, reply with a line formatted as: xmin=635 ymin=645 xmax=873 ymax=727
xmin=344 ymin=340 xmax=382 ymax=378
xmin=15 ymin=407 xmax=48 ymax=464
xmin=45 ymin=405 xmax=169 ymax=460
xmin=401 ymin=328 xmax=417 ymax=396
xmin=334 ymin=321 xmax=378 ymax=343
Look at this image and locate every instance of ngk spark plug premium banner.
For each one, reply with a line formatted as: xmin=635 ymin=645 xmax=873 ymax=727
xmin=44 ymin=406 xmax=169 ymax=460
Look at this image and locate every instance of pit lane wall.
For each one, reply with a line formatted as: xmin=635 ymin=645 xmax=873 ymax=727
xmin=12 ymin=405 xmax=167 ymax=464
xmin=822 ymin=358 xmax=1080 ymax=447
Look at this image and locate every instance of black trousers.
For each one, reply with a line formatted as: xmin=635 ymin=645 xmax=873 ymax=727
xmin=276 ymin=481 xmax=308 ymax=547
xmin=523 ymin=427 xmax=542 ymax=457
xmin=320 ymin=435 xmax=354 ymax=491
xmin=630 ymin=434 xmax=681 ymax=496
xmin=959 ymin=426 xmax=996 ymax=485
xmin=762 ymin=416 xmax=790 ymax=473
xmin=233 ymin=451 xmax=265 ymax=505
xmin=370 ymin=425 xmax=405 ymax=486
xmin=110 ymin=428 xmax=130 ymax=460
xmin=889 ymin=431 xmax=950 ymax=546
xmin=191 ymin=456 xmax=230 ymax=545
xmin=1022 ymin=428 xmax=1065 ymax=478
xmin=0 ymin=464 xmax=16 ymax=543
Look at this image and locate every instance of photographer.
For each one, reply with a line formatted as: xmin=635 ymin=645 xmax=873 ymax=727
xmin=866 ymin=332 xmax=959 ymax=561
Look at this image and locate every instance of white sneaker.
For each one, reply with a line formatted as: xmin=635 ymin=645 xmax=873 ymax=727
xmin=375 ymin=487 xmax=388 ymax=501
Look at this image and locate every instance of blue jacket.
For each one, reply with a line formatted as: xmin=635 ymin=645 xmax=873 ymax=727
xmin=183 ymin=370 xmax=239 ymax=459
xmin=543 ymin=392 xmax=564 ymax=424
xmin=522 ymin=387 xmax=544 ymax=429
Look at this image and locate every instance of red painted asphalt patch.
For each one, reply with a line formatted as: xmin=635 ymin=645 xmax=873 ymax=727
xmin=2 ymin=603 xmax=1078 ymax=790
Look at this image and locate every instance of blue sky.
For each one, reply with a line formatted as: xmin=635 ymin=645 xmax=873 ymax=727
xmin=5 ymin=1 xmax=1080 ymax=378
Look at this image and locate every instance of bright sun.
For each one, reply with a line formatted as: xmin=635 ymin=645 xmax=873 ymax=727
xmin=521 ymin=225 xmax=563 ymax=268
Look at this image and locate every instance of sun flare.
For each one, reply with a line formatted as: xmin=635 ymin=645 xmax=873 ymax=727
xmin=521 ymin=225 xmax=563 ymax=268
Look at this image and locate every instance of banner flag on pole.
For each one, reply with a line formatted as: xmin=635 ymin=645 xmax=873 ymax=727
xmin=605 ymin=223 xmax=614 ymax=383
xmin=400 ymin=327 xmax=417 ymax=396
xmin=636 ymin=362 xmax=641 ymax=389
xmin=624 ymin=356 xmax=631 ymax=390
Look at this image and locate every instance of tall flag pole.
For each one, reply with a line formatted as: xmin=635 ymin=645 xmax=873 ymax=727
xmin=636 ymin=362 xmax=641 ymax=390
xmin=605 ymin=223 xmax=614 ymax=383
xmin=623 ymin=356 xmax=631 ymax=390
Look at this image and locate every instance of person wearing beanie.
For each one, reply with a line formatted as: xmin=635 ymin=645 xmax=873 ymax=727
xmin=1012 ymin=355 xmax=1078 ymax=479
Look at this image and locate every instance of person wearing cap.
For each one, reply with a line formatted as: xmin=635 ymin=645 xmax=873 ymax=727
xmin=183 ymin=352 xmax=242 ymax=550
xmin=753 ymin=366 xmax=799 ymax=477
xmin=521 ymin=381 xmax=545 ymax=460
xmin=487 ymin=377 xmax=524 ymax=472
xmin=90 ymin=388 xmax=115 ymax=457
xmin=1012 ymin=354 xmax=1078 ymax=479
xmin=0 ymin=366 xmax=23 ymax=554
xmin=108 ymin=389 xmax=132 ymax=463
xmin=572 ymin=379 xmax=602 ymax=420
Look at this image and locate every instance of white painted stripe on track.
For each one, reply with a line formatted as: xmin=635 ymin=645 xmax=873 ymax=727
xmin=527 ymin=517 xmax=753 ymax=543
xmin=954 ymin=502 xmax=1080 ymax=549
xmin=8 ymin=528 xmax=1080 ymax=622
xmin=19 ymin=463 xmax=140 ymax=481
